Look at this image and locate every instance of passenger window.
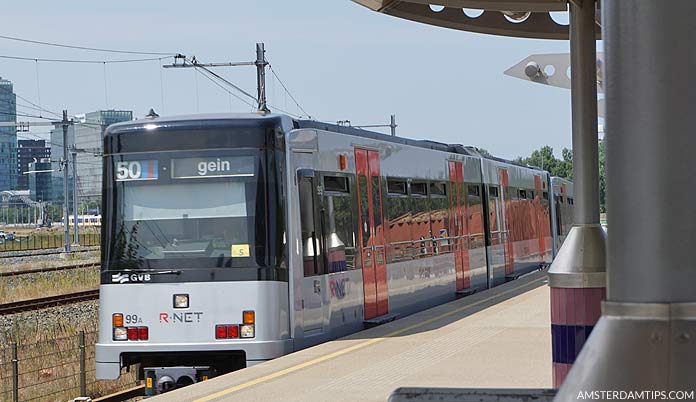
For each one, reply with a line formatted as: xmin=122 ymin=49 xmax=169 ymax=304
xmin=466 ymin=184 xmax=484 ymax=249
xmin=430 ymin=182 xmax=447 ymax=196
xmin=387 ymin=179 xmax=407 ymax=195
xmin=410 ymin=181 xmax=428 ymax=196
xmin=385 ymin=193 xmax=411 ymax=263
xmin=519 ymin=189 xmax=527 ymax=199
xmin=299 ymin=173 xmax=324 ymax=277
xmin=429 ymin=192 xmax=449 ymax=255
xmin=410 ymin=195 xmax=430 ymax=258
xmin=323 ymin=190 xmax=356 ymax=272
xmin=324 ymin=176 xmax=348 ymax=193
xmin=488 ymin=186 xmax=499 ymax=198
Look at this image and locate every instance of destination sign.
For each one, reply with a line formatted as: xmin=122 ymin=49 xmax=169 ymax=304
xmin=115 ymin=160 xmax=158 ymax=181
xmin=171 ymin=156 xmax=254 ymax=179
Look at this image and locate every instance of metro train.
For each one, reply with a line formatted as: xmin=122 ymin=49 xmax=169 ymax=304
xmin=95 ymin=113 xmax=575 ymax=393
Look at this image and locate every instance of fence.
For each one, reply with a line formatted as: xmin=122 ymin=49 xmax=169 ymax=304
xmin=0 ymin=331 xmax=137 ymax=402
xmin=0 ymin=233 xmax=100 ymax=252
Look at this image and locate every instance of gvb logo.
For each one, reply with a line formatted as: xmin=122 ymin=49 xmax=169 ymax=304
xmin=111 ymin=273 xmax=152 ymax=283
xmin=112 ymin=273 xmax=129 ymax=284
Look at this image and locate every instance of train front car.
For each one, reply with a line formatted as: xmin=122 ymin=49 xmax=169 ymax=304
xmin=95 ymin=114 xmax=292 ymax=393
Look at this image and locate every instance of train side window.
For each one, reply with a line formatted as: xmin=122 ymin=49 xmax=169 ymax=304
xmin=299 ymin=173 xmax=325 ymax=277
xmin=324 ymin=176 xmax=348 ymax=193
xmin=430 ymin=182 xmax=447 ymax=197
xmin=323 ymin=194 xmax=356 ymax=272
xmin=466 ymin=184 xmax=484 ymax=249
xmin=518 ymin=189 xmax=527 ymax=199
xmin=410 ymin=181 xmax=428 ymax=196
xmin=387 ymin=179 xmax=407 ymax=195
xmin=488 ymin=185 xmax=499 ymax=198
xmin=409 ymin=193 xmax=430 ymax=258
xmin=543 ymin=191 xmax=549 ymax=200
xmin=568 ymin=197 xmax=574 ymax=205
xmin=527 ymin=190 xmax=534 ymax=200
xmin=429 ymin=188 xmax=449 ymax=255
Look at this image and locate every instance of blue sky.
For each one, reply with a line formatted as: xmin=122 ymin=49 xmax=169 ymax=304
xmin=1 ymin=1 xmax=577 ymax=159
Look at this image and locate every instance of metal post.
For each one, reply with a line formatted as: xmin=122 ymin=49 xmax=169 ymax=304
xmin=255 ymin=43 xmax=269 ymax=113
xmin=61 ymin=110 xmax=70 ymax=252
xmin=79 ymin=331 xmax=86 ymax=396
xmin=72 ymin=149 xmax=79 ymax=246
xmin=557 ymin=0 xmax=696 ymax=395
xmin=390 ymin=114 xmax=397 ymax=136
xmin=11 ymin=342 xmax=18 ymax=402
xmin=547 ymin=0 xmax=606 ymax=388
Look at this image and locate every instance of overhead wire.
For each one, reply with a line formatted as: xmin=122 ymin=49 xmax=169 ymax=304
xmin=0 ymin=34 xmax=177 ymax=56
xmin=0 ymin=54 xmax=172 ymax=64
xmin=0 ymin=84 xmax=62 ymax=119
xmin=268 ymin=64 xmax=311 ymax=119
xmin=191 ymin=65 xmax=256 ymax=109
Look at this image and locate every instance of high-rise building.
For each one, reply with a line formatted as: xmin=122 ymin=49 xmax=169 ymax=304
xmin=28 ymin=159 xmax=53 ymax=202
xmin=0 ymin=77 xmax=17 ymax=191
xmin=50 ymin=110 xmax=132 ymax=202
xmin=17 ymin=139 xmax=51 ymax=190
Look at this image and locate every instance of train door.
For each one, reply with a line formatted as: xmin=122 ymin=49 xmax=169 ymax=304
xmin=485 ymin=184 xmax=506 ymax=287
xmin=296 ymin=164 xmax=325 ymax=335
xmin=355 ymin=148 xmax=388 ymax=320
xmin=534 ymin=175 xmax=546 ymax=262
xmin=498 ymin=169 xmax=515 ymax=276
xmin=448 ymin=161 xmax=470 ymax=291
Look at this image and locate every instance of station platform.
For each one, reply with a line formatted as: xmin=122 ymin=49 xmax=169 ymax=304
xmin=154 ymin=270 xmax=552 ymax=402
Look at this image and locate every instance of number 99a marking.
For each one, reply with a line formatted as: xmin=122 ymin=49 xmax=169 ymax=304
xmin=125 ymin=314 xmax=143 ymax=324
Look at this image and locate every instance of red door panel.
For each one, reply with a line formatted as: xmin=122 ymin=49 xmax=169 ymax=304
xmin=356 ymin=148 xmax=388 ymax=319
xmin=448 ymin=161 xmax=470 ymax=290
xmin=499 ymin=169 xmax=515 ymax=275
xmin=534 ymin=175 xmax=546 ymax=261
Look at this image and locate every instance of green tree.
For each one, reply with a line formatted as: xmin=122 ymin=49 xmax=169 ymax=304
xmin=598 ymin=139 xmax=606 ymax=213
xmin=515 ymin=144 xmax=606 ymax=212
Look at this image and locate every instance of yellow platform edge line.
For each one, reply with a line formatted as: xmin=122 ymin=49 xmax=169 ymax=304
xmin=194 ymin=276 xmax=545 ymax=402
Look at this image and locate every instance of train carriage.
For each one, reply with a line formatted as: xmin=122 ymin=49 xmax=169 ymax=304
xmin=95 ymin=113 xmax=573 ymax=394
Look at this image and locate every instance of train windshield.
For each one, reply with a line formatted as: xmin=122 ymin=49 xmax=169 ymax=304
xmin=103 ymin=151 xmax=283 ymax=278
xmin=120 ymin=180 xmax=251 ymax=259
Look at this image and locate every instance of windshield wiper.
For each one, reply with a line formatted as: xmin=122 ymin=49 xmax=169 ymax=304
xmin=119 ymin=269 xmax=182 ymax=276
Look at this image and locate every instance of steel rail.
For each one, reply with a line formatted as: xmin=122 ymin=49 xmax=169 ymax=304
xmin=0 ymin=289 xmax=99 ymax=315
xmin=0 ymin=262 xmax=99 ymax=277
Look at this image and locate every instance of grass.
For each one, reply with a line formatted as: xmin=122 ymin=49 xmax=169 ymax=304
xmin=0 ymin=266 xmax=100 ymax=304
xmin=0 ymin=325 xmax=139 ymax=402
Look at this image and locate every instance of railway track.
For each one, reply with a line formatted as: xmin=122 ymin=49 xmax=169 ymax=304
xmin=0 ymin=245 xmax=99 ymax=259
xmin=0 ymin=289 xmax=99 ymax=315
xmin=0 ymin=261 xmax=99 ymax=277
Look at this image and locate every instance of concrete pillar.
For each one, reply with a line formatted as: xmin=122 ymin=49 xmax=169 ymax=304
xmin=547 ymin=0 xmax=606 ymax=387
xmin=556 ymin=1 xmax=696 ymax=398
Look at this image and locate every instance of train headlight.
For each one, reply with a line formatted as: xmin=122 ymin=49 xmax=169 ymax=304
xmin=240 ymin=324 xmax=255 ymax=338
xmin=113 ymin=327 xmax=128 ymax=341
xmin=173 ymin=294 xmax=189 ymax=309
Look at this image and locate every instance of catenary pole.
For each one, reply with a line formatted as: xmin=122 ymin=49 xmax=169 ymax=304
xmin=62 ymin=110 xmax=70 ymax=252
xmin=72 ymin=148 xmax=79 ymax=245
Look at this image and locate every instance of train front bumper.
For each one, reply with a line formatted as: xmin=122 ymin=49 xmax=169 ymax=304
xmin=95 ymin=338 xmax=293 ymax=379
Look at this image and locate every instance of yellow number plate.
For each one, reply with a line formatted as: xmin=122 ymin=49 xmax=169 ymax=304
xmin=231 ymin=244 xmax=250 ymax=257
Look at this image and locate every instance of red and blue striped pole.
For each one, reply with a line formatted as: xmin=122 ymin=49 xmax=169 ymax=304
xmin=548 ymin=225 xmax=606 ymax=388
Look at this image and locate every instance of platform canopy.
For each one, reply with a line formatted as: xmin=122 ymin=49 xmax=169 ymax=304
xmin=353 ymin=0 xmax=601 ymax=39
